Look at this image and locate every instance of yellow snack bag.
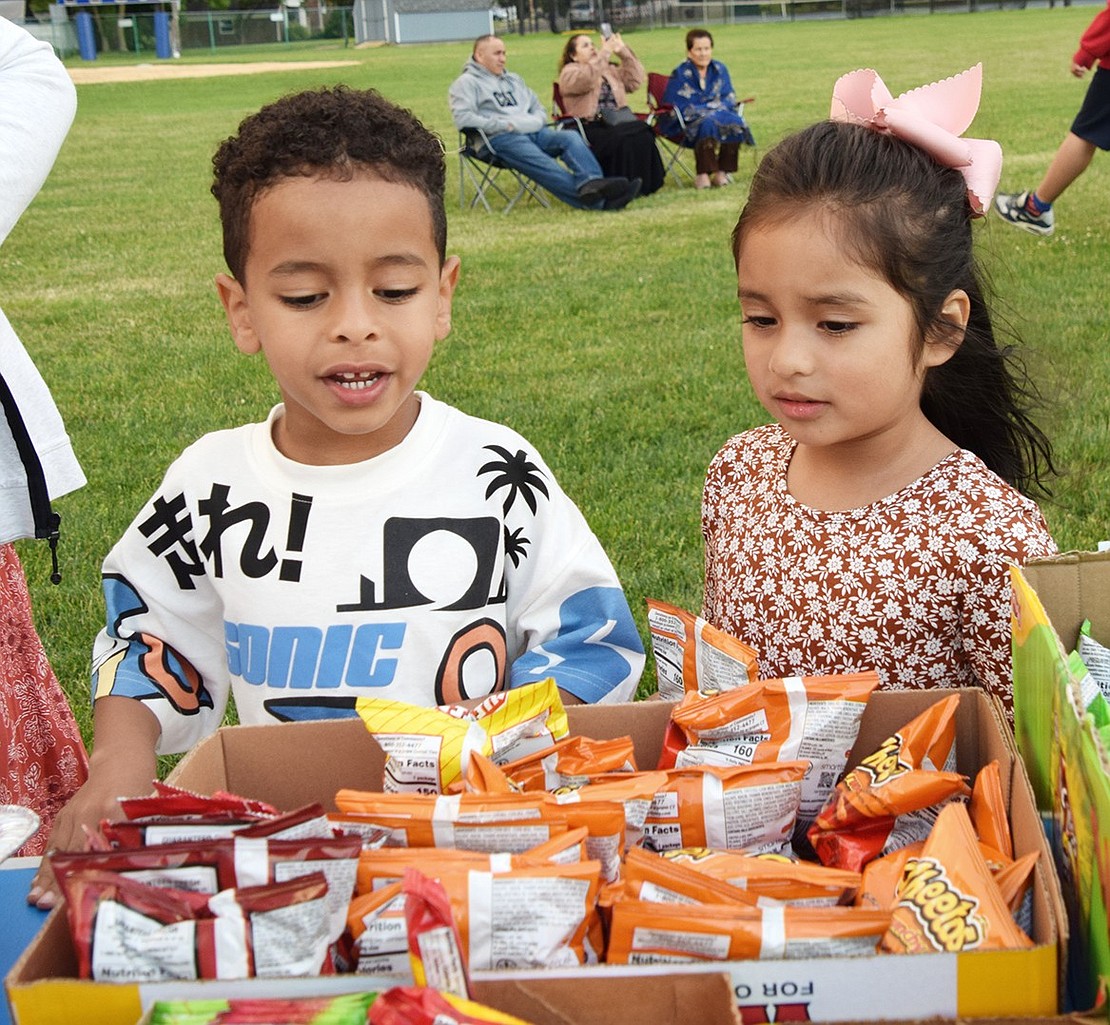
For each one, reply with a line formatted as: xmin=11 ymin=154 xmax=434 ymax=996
xmin=881 ymin=801 xmax=1034 ymax=953
xmin=356 ymin=679 xmax=568 ymax=794
xmin=662 ymin=847 xmax=860 ymax=906
xmin=606 ymin=898 xmax=890 ymax=963
xmin=643 ymin=762 xmax=807 ymax=857
xmin=646 ymin=599 xmax=759 ymax=699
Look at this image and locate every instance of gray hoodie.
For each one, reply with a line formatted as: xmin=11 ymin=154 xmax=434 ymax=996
xmin=448 ymin=56 xmax=547 ymax=138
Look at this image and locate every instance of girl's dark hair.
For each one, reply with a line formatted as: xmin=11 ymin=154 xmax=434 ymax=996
xmin=731 ymin=119 xmax=1056 ymax=497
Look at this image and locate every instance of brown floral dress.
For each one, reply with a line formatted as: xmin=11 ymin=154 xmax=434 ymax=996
xmin=702 ymin=424 xmax=1058 ymax=720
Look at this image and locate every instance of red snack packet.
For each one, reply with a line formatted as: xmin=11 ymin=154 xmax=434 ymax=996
xmin=646 ymin=599 xmax=759 ymax=699
xmin=368 ymin=987 xmax=538 ymax=1025
xmin=64 ymin=869 xmax=331 ymax=980
xmin=403 ymin=868 xmax=470 ymax=997
xmin=807 ymin=694 xmax=970 ymax=871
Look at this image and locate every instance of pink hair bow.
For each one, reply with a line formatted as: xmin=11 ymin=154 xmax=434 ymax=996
xmin=830 ymin=63 xmax=1002 ymax=216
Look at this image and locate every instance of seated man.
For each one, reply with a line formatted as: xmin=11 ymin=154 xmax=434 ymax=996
xmin=450 ymin=34 xmax=641 ymax=211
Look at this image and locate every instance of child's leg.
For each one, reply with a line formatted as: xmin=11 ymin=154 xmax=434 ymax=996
xmin=1033 ymin=131 xmax=1097 ymax=206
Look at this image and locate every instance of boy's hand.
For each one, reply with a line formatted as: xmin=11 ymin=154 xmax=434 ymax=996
xmin=28 ymin=697 xmax=161 ymax=909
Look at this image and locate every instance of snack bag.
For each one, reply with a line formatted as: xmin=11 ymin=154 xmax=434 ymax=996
xmin=881 ymin=802 xmax=1033 ymax=953
xmin=403 ymin=869 xmax=470 ymax=997
xmin=662 ymin=672 xmax=879 ymax=842
xmin=606 ymin=898 xmax=890 ymax=963
xmin=64 ymin=870 xmax=332 ymax=981
xmin=1078 ymin=619 xmax=1110 ymax=698
xmin=368 ymin=987 xmax=539 ymax=1025
xmin=661 ymin=848 xmax=860 ymax=906
xmin=355 ymin=828 xmax=590 ymax=894
xmin=430 ymin=859 xmax=604 ymax=968
xmin=333 ymin=791 xmax=568 ymax=852
xmin=103 ymin=803 xmax=334 ymax=849
xmin=621 ymin=847 xmax=760 ymax=907
xmin=347 ymin=881 xmax=412 ymax=979
xmin=550 ymin=771 xmax=667 ymax=852
xmin=52 ymin=834 xmax=361 ymax=948
xmin=149 ymin=993 xmax=376 ymax=1025
xmin=646 ymin=599 xmax=759 ymax=699
xmin=968 ymin=760 xmax=1012 ymax=860
xmin=643 ymin=762 xmax=807 ymax=856
xmin=808 ymin=694 xmax=970 ymax=871
xmin=115 ymin=782 xmax=278 ymax=821
xmin=499 ymin=734 xmax=637 ymax=791
xmin=356 ymin=680 xmax=568 ymax=794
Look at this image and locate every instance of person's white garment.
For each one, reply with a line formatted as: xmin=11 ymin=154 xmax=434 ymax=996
xmin=0 ymin=17 xmax=85 ymax=544
xmin=94 ymin=396 xmax=645 ymax=753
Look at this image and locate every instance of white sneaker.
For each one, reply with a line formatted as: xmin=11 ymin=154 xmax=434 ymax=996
xmin=994 ymin=191 xmax=1055 ymax=237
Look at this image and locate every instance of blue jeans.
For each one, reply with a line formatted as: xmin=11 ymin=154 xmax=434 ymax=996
xmin=486 ymin=127 xmax=605 ymax=209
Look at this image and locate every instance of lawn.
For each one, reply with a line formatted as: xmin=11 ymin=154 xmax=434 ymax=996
xmin=6 ymin=7 xmax=1108 ymax=747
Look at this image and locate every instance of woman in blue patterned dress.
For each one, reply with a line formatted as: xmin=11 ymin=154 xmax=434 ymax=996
xmin=663 ymin=29 xmax=754 ymax=188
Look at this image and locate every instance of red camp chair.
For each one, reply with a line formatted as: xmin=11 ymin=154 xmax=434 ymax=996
xmin=644 ymin=72 xmax=756 ymax=187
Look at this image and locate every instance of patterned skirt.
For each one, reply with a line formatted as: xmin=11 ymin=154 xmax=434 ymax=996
xmin=0 ymin=543 xmax=88 ymax=856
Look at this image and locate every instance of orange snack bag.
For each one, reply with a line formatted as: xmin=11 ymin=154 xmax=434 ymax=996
xmin=542 ymin=798 xmax=625 ymax=883
xmin=969 ymin=759 xmax=1013 ymax=859
xmin=432 ymin=859 xmax=604 ymax=968
xmin=646 ymin=599 xmax=759 ymax=699
xmin=333 ymin=791 xmax=568 ymax=852
xmin=606 ymin=898 xmax=890 ymax=963
xmin=501 ymin=734 xmax=637 ymax=791
xmin=346 ymin=881 xmax=411 ymax=979
xmin=661 ymin=672 xmax=879 ymax=840
xmin=881 ymin=802 xmax=1033 ymax=953
xmin=550 ymin=771 xmax=667 ymax=852
xmin=856 ymin=843 xmax=922 ymax=911
xmin=661 ymin=848 xmax=860 ymax=906
xmin=643 ymin=762 xmax=807 ymax=857
xmin=808 ymin=694 xmax=970 ymax=871
xmin=621 ymin=848 xmax=760 ymax=907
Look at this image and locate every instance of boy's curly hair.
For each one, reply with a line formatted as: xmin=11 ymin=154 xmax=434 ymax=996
xmin=211 ymin=86 xmax=447 ymax=281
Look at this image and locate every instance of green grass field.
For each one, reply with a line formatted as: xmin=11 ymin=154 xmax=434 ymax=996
xmin=6 ymin=8 xmax=1108 ymax=746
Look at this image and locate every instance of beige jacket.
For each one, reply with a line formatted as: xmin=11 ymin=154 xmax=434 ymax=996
xmin=557 ymin=44 xmax=645 ymax=119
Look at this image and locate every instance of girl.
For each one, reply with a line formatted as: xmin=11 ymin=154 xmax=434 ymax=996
xmin=702 ymin=68 xmax=1058 ymax=718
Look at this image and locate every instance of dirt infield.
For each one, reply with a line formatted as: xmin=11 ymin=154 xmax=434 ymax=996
xmin=67 ymin=59 xmax=359 ymax=84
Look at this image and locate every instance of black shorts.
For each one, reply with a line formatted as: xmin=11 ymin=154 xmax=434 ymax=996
xmin=1071 ymin=65 xmax=1110 ymax=150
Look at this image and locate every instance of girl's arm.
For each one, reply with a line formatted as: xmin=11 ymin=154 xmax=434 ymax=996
xmin=614 ymin=44 xmax=645 ymax=94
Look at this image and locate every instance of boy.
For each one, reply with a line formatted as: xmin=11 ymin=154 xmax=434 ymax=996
xmin=29 ymin=87 xmax=644 ymax=905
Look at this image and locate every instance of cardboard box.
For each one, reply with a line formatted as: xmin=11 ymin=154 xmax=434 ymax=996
xmin=1012 ymin=550 xmax=1110 ymax=1013
xmin=7 ymin=690 xmax=1061 ymax=1025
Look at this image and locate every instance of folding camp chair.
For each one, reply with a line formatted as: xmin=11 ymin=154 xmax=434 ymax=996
xmin=644 ymin=72 xmax=756 ymax=187
xmin=550 ymin=82 xmax=590 ymax=145
xmin=457 ymin=128 xmax=551 ymax=214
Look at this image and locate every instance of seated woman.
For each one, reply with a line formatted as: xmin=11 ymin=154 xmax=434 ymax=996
xmin=557 ymin=32 xmax=665 ymax=196
xmin=663 ymin=28 xmax=753 ymax=189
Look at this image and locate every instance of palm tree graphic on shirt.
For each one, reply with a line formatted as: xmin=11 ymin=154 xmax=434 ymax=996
xmin=478 ymin=445 xmax=550 ymax=566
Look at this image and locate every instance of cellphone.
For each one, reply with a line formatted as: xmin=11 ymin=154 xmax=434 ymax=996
xmin=600 ymin=22 xmax=612 ymax=38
